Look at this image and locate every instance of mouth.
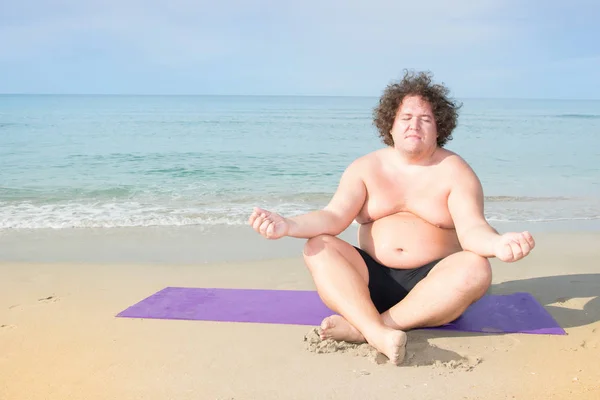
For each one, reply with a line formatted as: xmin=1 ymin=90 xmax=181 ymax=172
xmin=405 ymin=134 xmax=421 ymax=140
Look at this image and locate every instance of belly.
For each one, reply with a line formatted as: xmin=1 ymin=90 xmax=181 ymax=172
xmin=358 ymin=212 xmax=462 ymax=269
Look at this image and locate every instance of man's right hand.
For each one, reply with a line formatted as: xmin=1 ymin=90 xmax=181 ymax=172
xmin=248 ymin=207 xmax=290 ymax=239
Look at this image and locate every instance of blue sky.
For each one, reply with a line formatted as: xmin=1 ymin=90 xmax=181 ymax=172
xmin=1 ymin=0 xmax=599 ymax=98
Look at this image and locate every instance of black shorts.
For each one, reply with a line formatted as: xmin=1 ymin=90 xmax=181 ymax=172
xmin=354 ymin=246 xmax=442 ymax=313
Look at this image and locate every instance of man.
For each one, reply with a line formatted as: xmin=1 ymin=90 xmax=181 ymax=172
xmin=248 ymin=70 xmax=535 ymax=365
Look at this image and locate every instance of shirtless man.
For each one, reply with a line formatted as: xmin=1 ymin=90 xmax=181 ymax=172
xmin=248 ymin=71 xmax=535 ymax=365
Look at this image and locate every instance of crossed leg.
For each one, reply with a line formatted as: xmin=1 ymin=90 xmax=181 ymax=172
xmin=302 ymin=234 xmax=492 ymax=365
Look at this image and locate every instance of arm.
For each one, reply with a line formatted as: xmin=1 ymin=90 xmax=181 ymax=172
xmin=447 ymin=161 xmax=500 ymax=257
xmin=286 ymin=162 xmax=367 ymax=238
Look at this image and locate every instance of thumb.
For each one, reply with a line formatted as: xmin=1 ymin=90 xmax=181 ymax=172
xmin=494 ymin=239 xmax=506 ymax=257
xmin=253 ymin=207 xmax=270 ymax=215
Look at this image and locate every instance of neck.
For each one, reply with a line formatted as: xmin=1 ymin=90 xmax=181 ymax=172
xmin=392 ymin=146 xmax=439 ymax=166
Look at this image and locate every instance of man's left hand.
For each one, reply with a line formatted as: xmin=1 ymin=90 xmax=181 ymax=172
xmin=493 ymin=231 xmax=536 ymax=262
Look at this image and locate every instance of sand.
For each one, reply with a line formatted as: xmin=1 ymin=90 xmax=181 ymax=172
xmin=1 ymin=229 xmax=599 ymax=399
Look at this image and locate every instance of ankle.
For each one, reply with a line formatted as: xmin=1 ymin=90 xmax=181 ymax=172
xmin=361 ymin=323 xmax=392 ymax=342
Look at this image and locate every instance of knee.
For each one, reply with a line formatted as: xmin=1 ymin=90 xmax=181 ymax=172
xmin=303 ymin=234 xmax=337 ymax=259
xmin=455 ymin=252 xmax=492 ymax=296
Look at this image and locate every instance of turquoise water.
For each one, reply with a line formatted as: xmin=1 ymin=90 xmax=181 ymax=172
xmin=1 ymin=95 xmax=599 ymax=229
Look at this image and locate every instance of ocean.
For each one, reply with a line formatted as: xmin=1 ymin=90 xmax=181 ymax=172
xmin=1 ymin=94 xmax=599 ymax=231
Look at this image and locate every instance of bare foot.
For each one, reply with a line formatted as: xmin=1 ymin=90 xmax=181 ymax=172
xmin=319 ymin=315 xmax=366 ymax=343
xmin=368 ymin=329 xmax=407 ymax=366
xmin=381 ymin=329 xmax=408 ymax=365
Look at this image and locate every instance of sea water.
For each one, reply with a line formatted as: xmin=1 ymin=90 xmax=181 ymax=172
xmin=1 ymin=95 xmax=599 ymax=230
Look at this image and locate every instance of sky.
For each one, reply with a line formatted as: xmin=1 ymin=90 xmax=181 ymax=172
xmin=1 ymin=0 xmax=599 ymax=98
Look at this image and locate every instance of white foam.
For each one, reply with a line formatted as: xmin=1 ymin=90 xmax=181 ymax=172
xmin=1 ymin=198 xmax=599 ymax=230
xmin=0 ymin=200 xmax=316 ymax=229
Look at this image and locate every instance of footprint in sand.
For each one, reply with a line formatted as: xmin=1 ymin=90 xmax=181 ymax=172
xmin=7 ymin=295 xmax=60 ymax=312
xmin=579 ymin=337 xmax=599 ymax=350
xmin=0 ymin=324 xmax=16 ymax=332
xmin=38 ymin=295 xmax=59 ymax=303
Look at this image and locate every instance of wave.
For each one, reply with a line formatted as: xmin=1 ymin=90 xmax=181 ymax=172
xmin=1 ymin=186 xmax=582 ymax=205
xmin=487 ymin=216 xmax=600 ymax=223
xmin=3 ymin=213 xmax=599 ymax=230
xmin=0 ymin=122 xmax=22 ymax=129
xmin=0 ymin=203 xmax=312 ymax=229
xmin=484 ymin=195 xmax=572 ymax=202
xmin=0 ymin=185 xmax=141 ymax=201
xmin=555 ymin=114 xmax=600 ymax=119
xmin=1 ymin=197 xmax=599 ymax=229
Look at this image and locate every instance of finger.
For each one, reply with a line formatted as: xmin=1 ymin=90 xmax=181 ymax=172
xmin=252 ymin=214 xmax=266 ymax=231
xmin=251 ymin=214 xmax=262 ymax=230
xmin=259 ymin=218 xmax=272 ymax=236
xmin=254 ymin=207 xmax=271 ymax=217
xmin=509 ymin=240 xmax=523 ymax=260
xmin=266 ymin=223 xmax=275 ymax=239
xmin=248 ymin=210 xmax=259 ymax=225
xmin=523 ymin=231 xmax=535 ymax=249
xmin=518 ymin=235 xmax=532 ymax=256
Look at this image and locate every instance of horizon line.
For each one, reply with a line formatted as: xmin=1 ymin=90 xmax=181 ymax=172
xmin=0 ymin=93 xmax=599 ymax=101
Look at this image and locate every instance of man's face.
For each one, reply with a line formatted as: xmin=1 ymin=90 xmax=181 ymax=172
xmin=390 ymin=95 xmax=438 ymax=155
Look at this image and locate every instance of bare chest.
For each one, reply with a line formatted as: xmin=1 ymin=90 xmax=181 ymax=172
xmin=357 ymin=168 xmax=454 ymax=228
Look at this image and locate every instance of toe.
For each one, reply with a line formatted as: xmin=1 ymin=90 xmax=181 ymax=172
xmin=319 ymin=316 xmax=334 ymax=333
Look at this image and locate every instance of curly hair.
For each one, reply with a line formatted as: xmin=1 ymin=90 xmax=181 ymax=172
xmin=373 ymin=70 xmax=461 ymax=148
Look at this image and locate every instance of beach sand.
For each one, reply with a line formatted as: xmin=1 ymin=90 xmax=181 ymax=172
xmin=1 ymin=228 xmax=599 ymax=399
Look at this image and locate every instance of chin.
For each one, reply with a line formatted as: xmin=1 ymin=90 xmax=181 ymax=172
xmin=397 ymin=145 xmax=423 ymax=155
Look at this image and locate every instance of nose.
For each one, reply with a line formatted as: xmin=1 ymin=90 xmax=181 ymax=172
xmin=409 ymin=116 xmax=420 ymax=130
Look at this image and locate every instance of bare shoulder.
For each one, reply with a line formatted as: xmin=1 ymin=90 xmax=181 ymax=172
xmin=345 ymin=148 xmax=388 ymax=174
xmin=436 ymin=149 xmax=483 ymax=196
xmin=437 ymin=149 xmax=479 ymax=178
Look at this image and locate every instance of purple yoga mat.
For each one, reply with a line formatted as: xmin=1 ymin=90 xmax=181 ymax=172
xmin=116 ymin=287 xmax=566 ymax=335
